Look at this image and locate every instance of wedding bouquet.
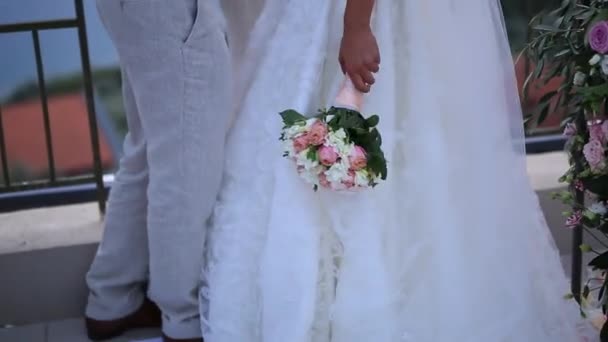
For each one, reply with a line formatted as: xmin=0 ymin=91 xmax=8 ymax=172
xmin=279 ymin=78 xmax=387 ymax=191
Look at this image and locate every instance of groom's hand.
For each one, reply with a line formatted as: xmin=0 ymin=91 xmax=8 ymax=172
xmin=340 ymin=0 xmax=380 ymax=93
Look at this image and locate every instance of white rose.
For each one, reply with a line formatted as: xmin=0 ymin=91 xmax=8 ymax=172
xmin=296 ymin=148 xmax=319 ymax=170
xmin=305 ymin=118 xmax=318 ymax=129
xmin=332 ymin=128 xmax=347 ymax=140
xmin=285 ymin=124 xmax=307 ymax=139
xmin=354 ymin=170 xmax=370 ymax=187
xmin=325 ymin=161 xmax=349 ymax=183
xmin=573 ymin=71 xmax=587 ymax=86
xmin=327 ymin=129 xmax=348 ymax=152
xmin=590 ymin=202 xmax=608 ymax=215
xmin=300 ymin=166 xmax=322 ymax=185
xmin=601 ymin=57 xmax=608 ymax=75
xmin=590 ymin=54 xmax=602 ymax=66
xmin=282 ymin=139 xmax=295 ymax=157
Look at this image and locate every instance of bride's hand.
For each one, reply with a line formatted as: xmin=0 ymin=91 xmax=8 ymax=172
xmin=339 ymin=22 xmax=380 ymax=93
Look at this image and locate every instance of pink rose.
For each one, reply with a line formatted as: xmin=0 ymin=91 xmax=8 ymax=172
xmin=342 ymin=170 xmax=356 ymax=188
xmin=589 ymin=122 xmax=606 ymax=143
xmin=293 ymin=134 xmax=310 ymax=153
xmin=349 ymin=146 xmax=367 ymax=170
xmin=308 ymin=121 xmax=328 ymax=146
xmin=563 ymin=123 xmax=576 ymax=138
xmin=319 ymin=172 xmax=331 ymax=188
xmin=317 ymin=146 xmax=339 ymax=166
xmin=574 ymin=179 xmax=584 ymax=192
xmin=589 ymin=21 xmax=608 ymax=54
xmin=565 ymin=211 xmax=582 ymax=229
xmin=583 ymin=139 xmax=606 ymax=171
xmin=602 ymin=121 xmax=608 ymax=140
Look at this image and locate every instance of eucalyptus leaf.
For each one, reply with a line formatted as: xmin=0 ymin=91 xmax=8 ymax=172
xmin=590 ymin=252 xmax=608 ymax=270
xmin=279 ymin=109 xmax=306 ymax=126
xmin=366 ymin=115 xmax=380 ymax=128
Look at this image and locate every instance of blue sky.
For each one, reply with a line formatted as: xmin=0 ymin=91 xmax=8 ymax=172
xmin=0 ymin=0 xmax=118 ymax=98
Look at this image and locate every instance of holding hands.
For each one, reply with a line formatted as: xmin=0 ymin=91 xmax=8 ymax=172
xmin=339 ymin=0 xmax=380 ymax=93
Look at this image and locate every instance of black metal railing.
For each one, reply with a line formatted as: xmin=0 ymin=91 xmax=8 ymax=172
xmin=0 ymin=0 xmax=106 ymax=213
xmin=517 ymin=0 xmax=584 ymax=300
xmin=0 ymin=0 xmax=587 ymax=302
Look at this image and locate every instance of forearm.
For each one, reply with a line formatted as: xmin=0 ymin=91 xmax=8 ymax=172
xmin=344 ymin=0 xmax=375 ymax=30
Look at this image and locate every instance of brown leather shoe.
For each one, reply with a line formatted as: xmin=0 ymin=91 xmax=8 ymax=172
xmin=85 ymin=298 xmax=161 ymax=341
xmin=162 ymin=333 xmax=203 ymax=342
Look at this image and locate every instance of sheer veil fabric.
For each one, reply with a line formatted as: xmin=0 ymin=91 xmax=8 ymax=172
xmin=203 ymin=1 xmax=596 ymax=341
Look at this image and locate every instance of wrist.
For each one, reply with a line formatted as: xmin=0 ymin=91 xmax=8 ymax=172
xmin=343 ymin=20 xmax=371 ymax=35
xmin=343 ymin=0 xmax=374 ymax=32
xmin=344 ymin=22 xmax=371 ymax=34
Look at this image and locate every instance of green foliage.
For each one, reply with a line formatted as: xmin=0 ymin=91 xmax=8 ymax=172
xmin=527 ymin=1 xmax=608 ymax=328
xmin=326 ymin=107 xmax=387 ymax=180
xmin=279 ymin=109 xmax=307 ymax=126
xmin=1 ymin=67 xmax=127 ymax=137
xmin=2 ymin=67 xmax=121 ymax=105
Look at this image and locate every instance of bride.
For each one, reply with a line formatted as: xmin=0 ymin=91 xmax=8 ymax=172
xmin=203 ymin=0 xmax=596 ymax=341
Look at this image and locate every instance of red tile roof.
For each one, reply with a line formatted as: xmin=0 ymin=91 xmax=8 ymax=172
xmin=514 ymin=57 xmax=565 ymax=129
xmin=1 ymin=93 xmax=115 ymax=177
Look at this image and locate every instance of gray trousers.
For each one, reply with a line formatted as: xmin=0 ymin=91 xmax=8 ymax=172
xmin=86 ymin=0 xmax=230 ymax=338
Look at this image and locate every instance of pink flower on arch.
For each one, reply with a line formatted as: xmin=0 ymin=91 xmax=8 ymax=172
xmin=583 ymin=139 xmax=606 ymax=172
xmin=588 ymin=122 xmax=606 ymax=144
xmin=574 ymin=179 xmax=584 ymax=192
xmin=589 ymin=21 xmax=608 ymax=54
xmin=565 ymin=211 xmax=583 ymax=229
xmin=563 ymin=123 xmax=577 ymax=138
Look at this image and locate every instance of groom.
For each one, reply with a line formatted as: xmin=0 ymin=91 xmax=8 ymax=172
xmin=84 ymin=0 xmax=379 ymax=341
xmin=84 ymin=1 xmax=230 ymax=341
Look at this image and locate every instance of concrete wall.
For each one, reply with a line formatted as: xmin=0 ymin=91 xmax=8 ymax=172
xmin=0 ymin=152 xmax=589 ymax=326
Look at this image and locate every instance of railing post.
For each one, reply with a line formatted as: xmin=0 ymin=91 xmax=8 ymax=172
xmin=32 ymin=29 xmax=57 ymax=183
xmin=74 ymin=0 xmax=106 ymax=214
xmin=0 ymin=105 xmax=10 ymax=188
xmin=571 ymin=114 xmax=587 ymax=302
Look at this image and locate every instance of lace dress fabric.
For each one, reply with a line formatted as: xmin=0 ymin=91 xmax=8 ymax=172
xmin=202 ymin=0 xmax=597 ymax=341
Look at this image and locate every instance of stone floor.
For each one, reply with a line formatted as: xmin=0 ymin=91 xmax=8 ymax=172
xmin=0 ymin=318 xmax=159 ymax=342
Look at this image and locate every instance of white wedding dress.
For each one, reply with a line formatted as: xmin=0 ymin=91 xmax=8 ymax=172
xmin=202 ymin=0 xmax=597 ymax=341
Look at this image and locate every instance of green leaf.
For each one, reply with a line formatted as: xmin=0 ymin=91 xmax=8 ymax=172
xmin=583 ymin=285 xmax=591 ymax=299
xmin=327 ymin=107 xmax=366 ymax=130
xmin=367 ymin=152 xmax=388 ymax=180
xmin=600 ymin=321 xmax=608 ymax=341
xmin=533 ymin=24 xmax=561 ymax=32
xmin=365 ymin=115 xmax=380 ymax=128
xmin=583 ymin=176 xmax=608 ymax=197
xmin=522 ymin=71 xmax=536 ymax=102
xmin=580 ymin=244 xmax=593 ymax=253
xmin=279 ymin=109 xmax=306 ymax=126
xmin=554 ymin=49 xmax=571 ymax=58
xmin=589 ymin=252 xmax=608 ymax=269
xmin=578 ymin=83 xmax=608 ymax=101
xmin=535 ymin=90 xmax=558 ymax=126
xmin=536 ymin=100 xmax=552 ymax=126
xmin=306 ymin=147 xmax=318 ymax=161
xmin=534 ymin=59 xmax=545 ymax=79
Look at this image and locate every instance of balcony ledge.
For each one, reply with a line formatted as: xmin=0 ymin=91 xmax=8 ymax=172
xmin=0 ymin=151 xmax=591 ymax=341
